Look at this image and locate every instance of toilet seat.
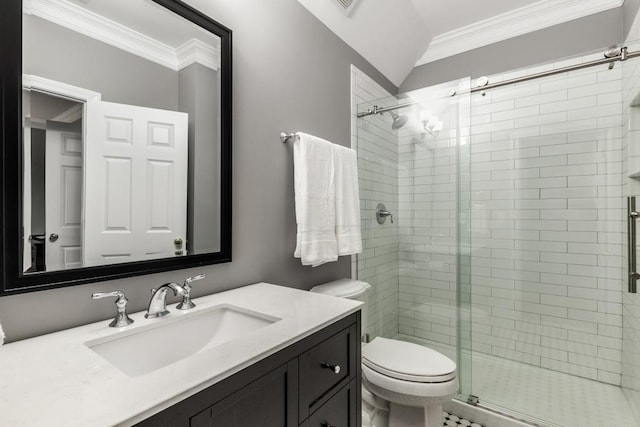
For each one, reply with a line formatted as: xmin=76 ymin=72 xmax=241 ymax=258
xmin=362 ymin=337 xmax=456 ymax=383
xmin=363 ymin=364 xmax=459 ymax=400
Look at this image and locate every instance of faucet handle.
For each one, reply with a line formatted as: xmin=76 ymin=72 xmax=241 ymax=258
xmin=177 ymin=274 xmax=205 ymax=310
xmin=184 ymin=273 xmax=205 ymax=288
xmin=92 ymin=290 xmax=134 ymax=328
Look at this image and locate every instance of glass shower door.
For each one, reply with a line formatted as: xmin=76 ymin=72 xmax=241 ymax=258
xmin=355 ymin=77 xmax=473 ymax=400
xmin=467 ymin=53 xmax=631 ymax=427
xmin=396 ymin=79 xmax=473 ymax=402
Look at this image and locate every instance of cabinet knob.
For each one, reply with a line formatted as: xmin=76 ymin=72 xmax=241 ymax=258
xmin=321 ymin=362 xmax=341 ymax=374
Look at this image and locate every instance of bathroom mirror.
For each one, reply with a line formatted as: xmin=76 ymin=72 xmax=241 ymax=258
xmin=0 ymin=0 xmax=232 ymax=294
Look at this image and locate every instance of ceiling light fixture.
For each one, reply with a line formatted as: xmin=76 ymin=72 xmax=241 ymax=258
xmin=419 ymin=110 xmax=443 ymax=137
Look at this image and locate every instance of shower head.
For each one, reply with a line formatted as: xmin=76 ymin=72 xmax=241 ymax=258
xmin=387 ymin=111 xmax=408 ymax=129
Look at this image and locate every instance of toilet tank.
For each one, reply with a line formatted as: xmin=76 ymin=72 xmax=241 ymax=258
xmin=310 ymin=279 xmax=371 ymax=339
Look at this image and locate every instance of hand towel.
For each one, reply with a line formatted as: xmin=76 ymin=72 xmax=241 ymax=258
xmin=333 ymin=144 xmax=362 ymax=256
xmin=0 ymin=321 xmax=4 ymax=346
xmin=293 ymin=133 xmax=338 ymax=266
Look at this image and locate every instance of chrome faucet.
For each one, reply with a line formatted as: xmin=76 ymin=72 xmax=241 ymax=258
xmin=145 ymin=282 xmax=187 ymax=319
xmin=145 ymin=274 xmax=206 ymax=319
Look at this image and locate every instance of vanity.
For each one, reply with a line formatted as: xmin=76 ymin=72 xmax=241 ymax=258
xmin=0 ymin=283 xmax=362 ymax=426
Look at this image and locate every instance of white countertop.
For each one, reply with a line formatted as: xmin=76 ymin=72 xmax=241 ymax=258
xmin=0 ymin=282 xmax=361 ymax=426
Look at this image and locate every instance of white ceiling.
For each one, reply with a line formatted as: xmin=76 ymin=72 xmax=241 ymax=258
xmin=298 ymin=0 xmax=624 ymax=86
xmin=409 ymin=0 xmax=538 ymax=37
xmin=297 ymin=0 xmax=431 ymax=86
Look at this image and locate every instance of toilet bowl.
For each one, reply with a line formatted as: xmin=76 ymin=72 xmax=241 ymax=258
xmin=311 ymin=279 xmax=458 ymax=427
xmin=363 ymin=337 xmax=458 ymax=427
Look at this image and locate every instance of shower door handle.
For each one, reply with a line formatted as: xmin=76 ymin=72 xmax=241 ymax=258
xmin=628 ymin=197 xmax=639 ymax=293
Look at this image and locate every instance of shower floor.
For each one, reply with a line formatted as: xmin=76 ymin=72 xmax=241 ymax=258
xmin=396 ymin=334 xmax=636 ymax=427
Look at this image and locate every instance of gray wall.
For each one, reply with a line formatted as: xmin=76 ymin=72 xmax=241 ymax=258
xmin=400 ymin=8 xmax=624 ymax=91
xmin=0 ymin=0 xmax=395 ymax=342
xmin=180 ymin=63 xmax=221 ymax=253
xmin=24 ymin=15 xmax=178 ymax=110
xmin=625 ymin=0 xmax=640 ymax=40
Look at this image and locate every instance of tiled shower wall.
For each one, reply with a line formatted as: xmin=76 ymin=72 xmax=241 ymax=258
xmin=351 ymin=66 xmax=399 ymax=340
xmin=395 ymin=58 xmax=627 ymax=386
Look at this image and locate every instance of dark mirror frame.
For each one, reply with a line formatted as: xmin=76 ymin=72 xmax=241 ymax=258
xmin=0 ymin=0 xmax=232 ymax=296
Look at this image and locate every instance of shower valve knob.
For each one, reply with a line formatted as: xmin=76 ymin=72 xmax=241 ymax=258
xmin=376 ymin=203 xmax=394 ymax=224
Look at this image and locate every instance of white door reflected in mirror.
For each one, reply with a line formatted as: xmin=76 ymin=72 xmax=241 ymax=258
xmin=23 ymin=86 xmax=190 ymax=272
xmin=84 ymin=101 xmax=188 ymax=266
xmin=45 ymin=122 xmax=83 ymax=270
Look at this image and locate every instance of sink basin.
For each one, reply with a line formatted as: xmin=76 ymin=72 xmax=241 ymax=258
xmin=85 ymin=304 xmax=280 ymax=377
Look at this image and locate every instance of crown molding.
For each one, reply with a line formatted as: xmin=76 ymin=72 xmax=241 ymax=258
xmin=24 ymin=0 xmax=219 ymax=72
xmin=23 ymin=74 xmax=102 ymax=102
xmin=416 ymin=0 xmax=624 ymax=66
xmin=177 ymin=39 xmax=220 ymax=71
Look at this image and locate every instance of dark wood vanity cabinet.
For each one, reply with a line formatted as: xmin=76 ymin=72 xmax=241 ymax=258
xmin=136 ymin=311 xmax=361 ymax=427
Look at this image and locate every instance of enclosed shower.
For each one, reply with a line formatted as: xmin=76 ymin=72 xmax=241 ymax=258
xmin=355 ymin=42 xmax=640 ymax=427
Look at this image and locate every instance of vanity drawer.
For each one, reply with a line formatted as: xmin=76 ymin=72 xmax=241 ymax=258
xmin=299 ymin=324 xmax=357 ymax=420
xmin=302 ymin=380 xmax=357 ymax=427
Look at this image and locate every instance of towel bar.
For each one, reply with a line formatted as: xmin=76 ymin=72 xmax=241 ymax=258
xmin=280 ymin=132 xmax=298 ymax=143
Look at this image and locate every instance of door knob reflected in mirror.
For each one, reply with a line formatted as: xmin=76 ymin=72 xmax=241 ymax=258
xmin=174 ymin=237 xmax=184 ymax=256
xmin=49 ymin=233 xmax=59 ymax=242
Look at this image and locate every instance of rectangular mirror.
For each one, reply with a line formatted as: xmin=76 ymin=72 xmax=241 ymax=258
xmin=0 ymin=0 xmax=231 ymax=293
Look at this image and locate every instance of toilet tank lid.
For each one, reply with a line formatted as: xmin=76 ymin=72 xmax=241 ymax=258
xmin=310 ymin=279 xmax=371 ymax=298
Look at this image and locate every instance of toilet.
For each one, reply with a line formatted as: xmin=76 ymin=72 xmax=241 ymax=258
xmin=311 ymin=279 xmax=458 ymax=427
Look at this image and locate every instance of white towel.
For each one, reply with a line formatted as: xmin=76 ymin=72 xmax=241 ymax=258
xmin=293 ymin=133 xmax=338 ymax=266
xmin=0 ymin=321 xmax=4 ymax=346
xmin=333 ymin=144 xmax=362 ymax=255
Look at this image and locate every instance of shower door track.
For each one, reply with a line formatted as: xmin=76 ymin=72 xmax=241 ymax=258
xmin=471 ymin=46 xmax=638 ymax=92
xmin=356 ymin=46 xmax=640 ymax=119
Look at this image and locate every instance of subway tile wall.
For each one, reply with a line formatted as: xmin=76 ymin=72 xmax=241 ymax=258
xmin=466 ymin=62 xmax=625 ymax=385
xmin=351 ymin=66 xmax=399 ymax=340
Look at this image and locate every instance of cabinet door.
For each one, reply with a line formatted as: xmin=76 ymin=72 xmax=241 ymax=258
xmin=190 ymin=363 xmax=295 ymax=427
xmin=299 ymin=324 xmax=357 ymax=421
